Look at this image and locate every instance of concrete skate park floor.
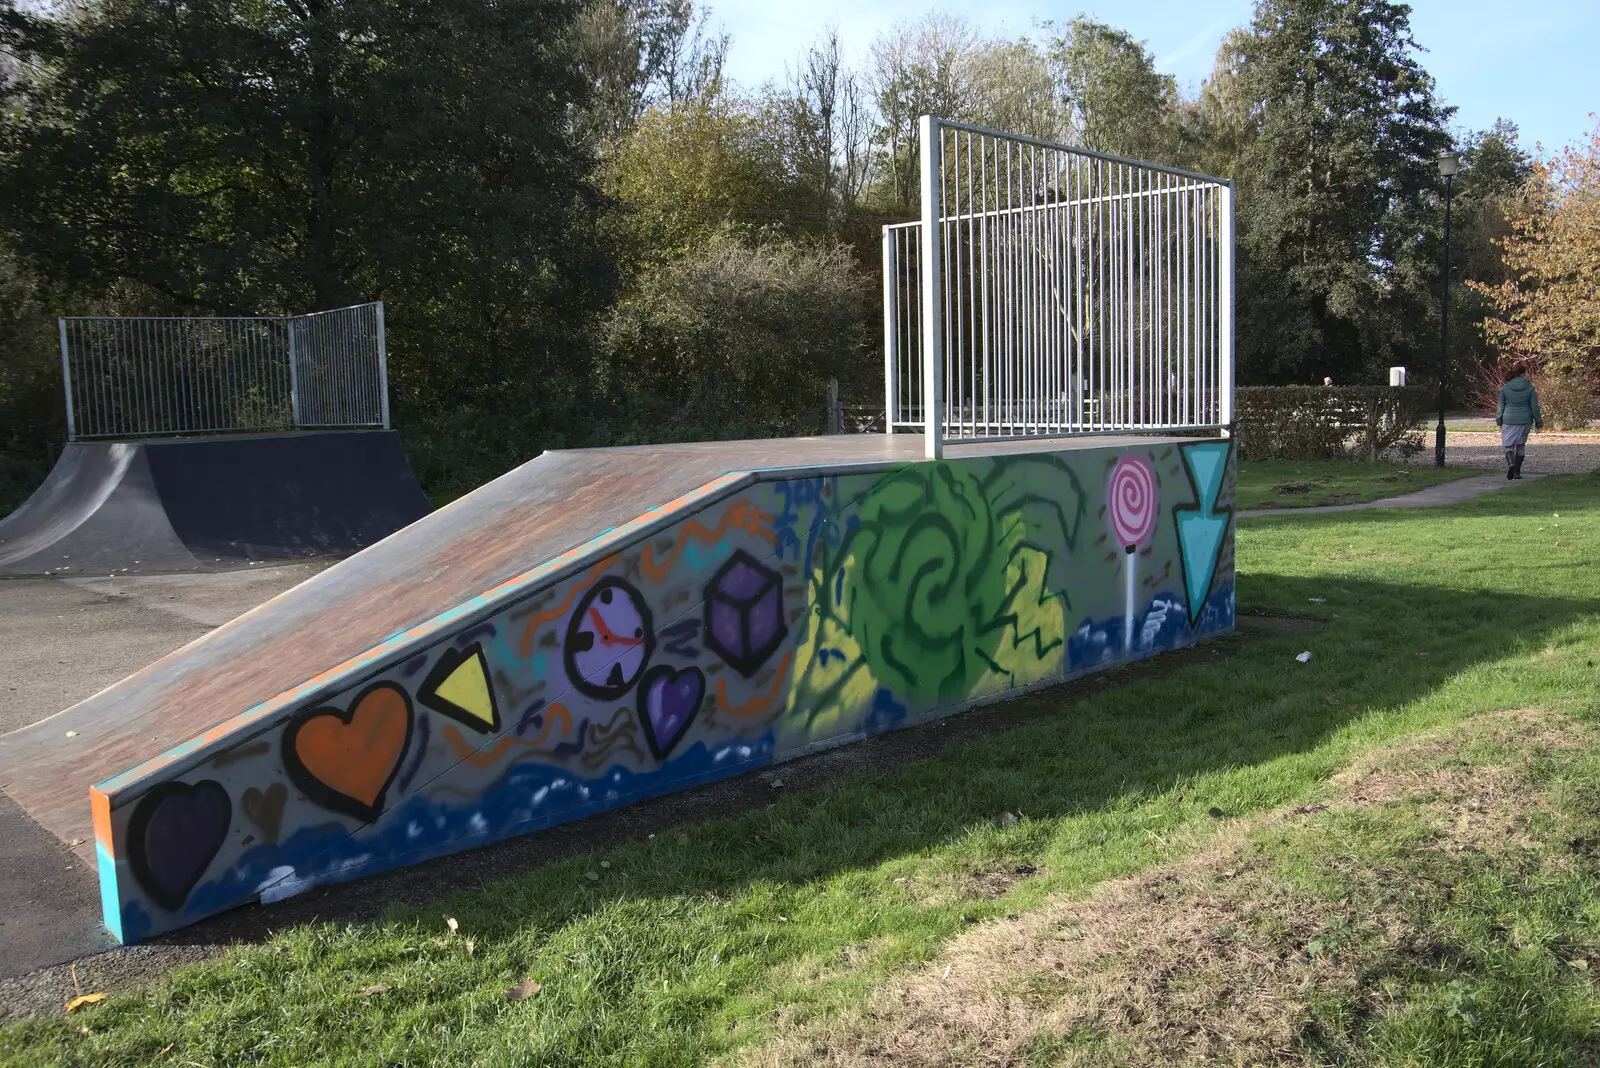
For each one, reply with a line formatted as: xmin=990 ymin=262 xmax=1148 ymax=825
xmin=0 ymin=564 xmax=333 ymax=990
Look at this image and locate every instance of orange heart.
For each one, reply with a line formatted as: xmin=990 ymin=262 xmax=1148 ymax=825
xmin=283 ymin=683 xmax=413 ymax=822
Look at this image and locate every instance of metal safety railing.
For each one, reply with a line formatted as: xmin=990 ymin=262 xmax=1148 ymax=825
xmin=58 ymin=301 xmax=390 ymax=440
xmin=885 ymin=117 xmax=1234 ymax=458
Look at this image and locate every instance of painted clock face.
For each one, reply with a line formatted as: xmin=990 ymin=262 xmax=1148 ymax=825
xmin=563 ymin=578 xmax=655 ymax=699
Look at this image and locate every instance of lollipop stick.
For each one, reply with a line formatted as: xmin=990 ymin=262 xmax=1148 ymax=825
xmin=1124 ymin=548 xmax=1136 ymax=653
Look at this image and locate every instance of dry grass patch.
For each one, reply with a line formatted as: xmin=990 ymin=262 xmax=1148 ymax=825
xmin=740 ymin=708 xmax=1600 ymax=1068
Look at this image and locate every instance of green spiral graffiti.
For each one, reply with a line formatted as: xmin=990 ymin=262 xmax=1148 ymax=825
xmin=787 ymin=456 xmax=1087 ymax=729
xmin=841 ymin=464 xmax=1014 ymax=702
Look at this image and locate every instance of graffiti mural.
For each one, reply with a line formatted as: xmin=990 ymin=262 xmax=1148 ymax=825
xmin=94 ymin=441 xmax=1236 ymax=942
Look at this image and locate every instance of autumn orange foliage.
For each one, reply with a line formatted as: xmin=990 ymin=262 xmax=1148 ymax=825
xmin=1468 ymin=119 xmax=1600 ymax=381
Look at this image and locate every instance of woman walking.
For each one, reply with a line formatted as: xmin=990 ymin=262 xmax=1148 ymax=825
xmin=1496 ymin=363 xmax=1543 ymax=479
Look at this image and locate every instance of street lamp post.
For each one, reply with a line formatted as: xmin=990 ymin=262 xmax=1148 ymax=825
xmin=1434 ymin=150 xmax=1461 ymax=468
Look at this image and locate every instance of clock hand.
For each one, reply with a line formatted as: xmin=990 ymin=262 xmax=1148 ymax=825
xmin=588 ymin=606 xmax=644 ymax=647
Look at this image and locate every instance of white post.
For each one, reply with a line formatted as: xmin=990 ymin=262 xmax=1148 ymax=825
xmin=882 ymin=226 xmax=897 ymax=435
xmin=918 ymin=115 xmax=944 ymax=460
xmin=375 ymin=300 xmax=391 ymax=430
xmin=286 ymin=317 xmax=302 ymax=427
xmin=58 ymin=318 xmax=76 ymax=441
xmin=1218 ymin=181 xmax=1236 ymax=432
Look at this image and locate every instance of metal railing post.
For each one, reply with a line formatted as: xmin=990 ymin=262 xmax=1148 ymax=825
xmin=375 ymin=300 xmax=390 ymax=430
xmin=286 ymin=316 xmax=302 ymax=427
xmin=882 ymin=225 xmax=897 ymax=435
xmin=58 ymin=318 xmax=76 ymax=441
xmin=1218 ymin=181 xmax=1235 ymax=433
xmin=918 ymin=115 xmax=944 ymax=460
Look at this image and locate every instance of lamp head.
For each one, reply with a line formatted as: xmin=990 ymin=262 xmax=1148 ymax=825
xmin=1436 ymin=151 xmax=1461 ymax=178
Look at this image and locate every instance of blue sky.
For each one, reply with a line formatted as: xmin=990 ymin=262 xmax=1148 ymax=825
xmin=714 ymin=0 xmax=1599 ymax=156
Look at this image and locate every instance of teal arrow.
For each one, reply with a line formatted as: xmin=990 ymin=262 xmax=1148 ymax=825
xmin=1173 ymin=441 xmax=1234 ymax=624
xmin=1176 ymin=511 xmax=1229 ymax=614
xmin=1183 ymin=441 xmax=1231 ymax=512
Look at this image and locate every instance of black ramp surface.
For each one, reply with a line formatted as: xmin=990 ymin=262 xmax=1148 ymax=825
xmin=0 ymin=430 xmax=431 ymax=576
xmin=145 ymin=430 xmax=431 ymax=560
xmin=0 ymin=443 xmax=200 ymax=574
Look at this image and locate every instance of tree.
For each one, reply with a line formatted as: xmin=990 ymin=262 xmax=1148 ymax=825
xmin=0 ymin=0 xmax=608 ymax=492
xmin=1183 ymin=28 xmax=1254 ymax=180
xmin=1232 ymin=0 xmax=1454 ymax=384
xmin=1046 ymin=18 xmax=1180 ymax=163
xmin=600 ymin=99 xmax=790 ymax=264
xmin=568 ymin=0 xmax=726 ymax=151
xmin=774 ymin=28 xmax=872 ymax=218
xmin=966 ymin=38 xmax=1063 ymax=144
xmin=1469 ymin=119 xmax=1600 ymax=377
xmin=1443 ymin=119 xmax=1532 ymax=390
xmin=867 ymin=13 xmax=981 ymax=209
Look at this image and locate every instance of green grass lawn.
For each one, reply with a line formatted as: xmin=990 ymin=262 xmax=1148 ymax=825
xmin=1235 ymin=458 xmax=1481 ymax=510
xmin=5 ymin=475 xmax=1600 ymax=1066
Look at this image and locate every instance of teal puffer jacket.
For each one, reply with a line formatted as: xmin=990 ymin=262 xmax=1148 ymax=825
xmin=1497 ymin=376 xmax=1543 ymax=427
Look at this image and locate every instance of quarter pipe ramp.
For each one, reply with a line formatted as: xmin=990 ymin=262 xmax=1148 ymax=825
xmin=0 ymin=430 xmax=431 ymax=576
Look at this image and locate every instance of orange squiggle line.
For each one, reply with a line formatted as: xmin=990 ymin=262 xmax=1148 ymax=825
xmin=716 ymin=652 xmax=794 ymax=719
xmin=640 ymin=501 xmax=775 ymax=582
xmin=443 ymin=702 xmax=574 ymax=768
xmin=517 ymin=556 xmax=619 ymax=657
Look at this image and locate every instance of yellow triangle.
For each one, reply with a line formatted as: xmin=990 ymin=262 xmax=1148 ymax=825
xmin=435 ymin=649 xmax=495 ymax=727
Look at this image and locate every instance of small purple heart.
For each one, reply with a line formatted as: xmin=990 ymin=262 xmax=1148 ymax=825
xmin=128 ymin=780 xmax=232 ymax=912
xmin=637 ymin=665 xmax=705 ymax=759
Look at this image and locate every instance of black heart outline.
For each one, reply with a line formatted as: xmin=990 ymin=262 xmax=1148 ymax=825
xmin=636 ymin=664 xmax=705 ymax=760
xmin=282 ymin=682 xmax=415 ymax=823
xmin=127 ymin=779 xmax=232 ymax=913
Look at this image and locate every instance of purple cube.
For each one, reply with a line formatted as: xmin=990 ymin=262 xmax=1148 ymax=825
xmin=704 ymin=550 xmax=786 ymax=676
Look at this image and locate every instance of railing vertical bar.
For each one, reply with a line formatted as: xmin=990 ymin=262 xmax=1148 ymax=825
xmin=918 ymin=115 xmax=944 ymax=459
xmin=1219 ymin=181 xmax=1235 ymax=430
xmin=141 ymin=314 xmax=156 ymax=434
xmin=882 ymin=227 xmax=896 ymax=433
xmin=58 ymin=319 xmax=75 ymax=441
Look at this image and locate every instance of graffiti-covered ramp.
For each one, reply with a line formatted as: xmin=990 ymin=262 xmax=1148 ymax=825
xmin=0 ymin=435 xmax=975 ymax=859
xmin=0 ymin=433 xmax=1237 ymax=943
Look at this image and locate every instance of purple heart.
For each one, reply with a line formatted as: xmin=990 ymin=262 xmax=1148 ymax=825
xmin=127 ymin=780 xmax=232 ymax=912
xmin=637 ymin=665 xmax=705 ymax=759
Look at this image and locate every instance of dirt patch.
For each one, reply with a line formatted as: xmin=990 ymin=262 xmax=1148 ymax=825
xmin=968 ymin=865 xmax=1040 ymax=900
xmin=1332 ymin=706 xmax=1585 ymax=856
xmin=740 ymin=708 xmax=1595 ymax=1067
xmin=1272 ymin=481 xmax=1316 ymax=496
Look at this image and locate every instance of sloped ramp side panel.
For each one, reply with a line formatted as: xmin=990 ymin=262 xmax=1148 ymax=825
xmin=93 ymin=440 xmax=1236 ymax=943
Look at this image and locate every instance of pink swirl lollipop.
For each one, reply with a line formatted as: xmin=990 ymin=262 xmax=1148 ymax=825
xmin=1108 ymin=455 xmax=1157 ymax=549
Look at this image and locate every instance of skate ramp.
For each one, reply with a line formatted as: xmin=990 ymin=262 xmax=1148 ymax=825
xmin=0 ymin=430 xmax=431 ymax=576
xmin=0 ymin=435 xmax=1238 ymax=943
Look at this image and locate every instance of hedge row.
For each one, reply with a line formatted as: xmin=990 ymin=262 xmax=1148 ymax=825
xmin=1235 ymin=385 xmax=1431 ymax=462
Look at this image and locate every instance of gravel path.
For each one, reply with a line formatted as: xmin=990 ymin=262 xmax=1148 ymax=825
xmin=1445 ymin=432 xmax=1600 ymax=475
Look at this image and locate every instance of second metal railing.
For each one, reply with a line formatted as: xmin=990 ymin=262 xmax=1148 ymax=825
xmin=886 ymin=117 xmax=1235 ymax=458
xmin=59 ymin=301 xmax=389 ymax=440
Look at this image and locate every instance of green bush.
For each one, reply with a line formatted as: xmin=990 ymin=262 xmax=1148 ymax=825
xmin=1531 ymin=372 xmax=1595 ymax=431
xmin=1236 ymin=385 xmax=1429 ymax=462
xmin=598 ymin=233 xmax=871 ymax=442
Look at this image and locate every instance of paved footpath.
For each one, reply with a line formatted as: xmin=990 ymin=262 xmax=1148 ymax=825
xmin=1240 ymin=471 xmax=1546 ymax=519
